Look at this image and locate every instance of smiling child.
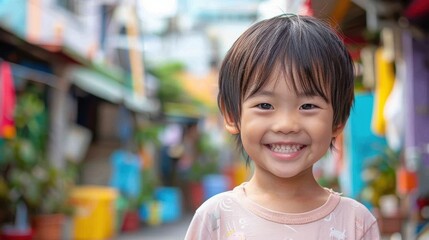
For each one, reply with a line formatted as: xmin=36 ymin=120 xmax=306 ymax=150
xmin=185 ymin=14 xmax=380 ymax=240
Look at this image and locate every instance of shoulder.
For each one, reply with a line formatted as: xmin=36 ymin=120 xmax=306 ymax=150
xmin=185 ymin=188 xmax=242 ymax=239
xmin=337 ymin=195 xmax=378 ymax=231
xmin=338 ymin=196 xmax=375 ymax=219
xmin=195 ymin=188 xmax=240 ymax=214
xmin=193 ymin=184 xmax=248 ymax=221
xmin=324 ymin=193 xmax=380 ymax=238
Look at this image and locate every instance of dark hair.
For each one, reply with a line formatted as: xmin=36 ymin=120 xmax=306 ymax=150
xmin=218 ymin=14 xmax=354 ymax=155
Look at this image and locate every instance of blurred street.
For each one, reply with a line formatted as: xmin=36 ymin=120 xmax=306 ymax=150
xmin=1 ymin=0 xmax=429 ymax=239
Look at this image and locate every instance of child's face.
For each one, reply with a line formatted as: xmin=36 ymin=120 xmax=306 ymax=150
xmin=225 ymin=75 xmax=343 ymax=179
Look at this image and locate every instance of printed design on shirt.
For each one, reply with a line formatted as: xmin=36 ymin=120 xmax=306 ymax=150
xmin=210 ymin=197 xmax=236 ymax=232
xmin=209 ymin=210 xmax=221 ymax=231
xmin=219 ymin=197 xmax=234 ymax=212
xmin=226 ymin=221 xmax=246 ymax=240
xmin=238 ymin=218 xmax=250 ymax=229
xmin=283 ymin=224 xmax=297 ymax=233
xmin=226 ymin=230 xmax=246 ymax=240
xmin=329 ymin=227 xmax=346 ymax=240
xmin=324 ymin=213 xmax=336 ymax=222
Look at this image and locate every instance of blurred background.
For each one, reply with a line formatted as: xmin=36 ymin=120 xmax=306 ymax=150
xmin=0 ymin=0 xmax=428 ymax=239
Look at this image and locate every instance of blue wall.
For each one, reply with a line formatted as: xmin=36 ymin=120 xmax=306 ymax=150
xmin=341 ymin=92 xmax=387 ymax=199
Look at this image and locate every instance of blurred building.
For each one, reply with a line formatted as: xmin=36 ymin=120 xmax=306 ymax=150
xmin=1 ymin=0 xmax=429 ymax=238
xmin=311 ymin=0 xmax=429 ymax=238
xmin=0 ymin=0 xmax=159 ymax=171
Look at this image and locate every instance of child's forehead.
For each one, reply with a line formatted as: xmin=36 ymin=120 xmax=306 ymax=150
xmin=244 ymin=64 xmax=331 ymax=101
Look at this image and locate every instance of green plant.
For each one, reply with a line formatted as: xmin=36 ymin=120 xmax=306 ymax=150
xmin=0 ymin=89 xmax=73 ymax=220
xmin=7 ymin=161 xmax=73 ymax=215
xmin=188 ymin=159 xmax=218 ymax=182
xmin=187 ymin=131 xmax=220 ymax=182
xmin=138 ymin=169 xmax=160 ymax=204
xmin=360 ymin=147 xmax=400 ymax=208
xmin=196 ymin=132 xmax=219 ymax=160
xmin=135 ymin=123 xmax=163 ymax=148
xmin=147 ymin=61 xmax=187 ymax=105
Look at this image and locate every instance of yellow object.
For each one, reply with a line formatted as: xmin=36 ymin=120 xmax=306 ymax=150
xmin=372 ymin=48 xmax=395 ymax=136
xmin=70 ymin=186 xmax=118 ymax=240
xmin=147 ymin=201 xmax=162 ymax=226
xmin=234 ymin=162 xmax=250 ymax=186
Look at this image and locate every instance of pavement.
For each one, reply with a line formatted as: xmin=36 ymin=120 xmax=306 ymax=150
xmin=117 ymin=214 xmax=193 ymax=240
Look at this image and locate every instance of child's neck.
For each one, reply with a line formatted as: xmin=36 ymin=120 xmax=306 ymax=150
xmin=244 ymin=169 xmax=330 ymax=213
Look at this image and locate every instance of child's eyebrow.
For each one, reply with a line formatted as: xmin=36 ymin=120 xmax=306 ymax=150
xmin=297 ymin=92 xmax=330 ymax=103
xmin=296 ymin=92 xmax=320 ymax=98
xmin=246 ymin=88 xmax=328 ymax=101
xmin=246 ymin=90 xmax=274 ymax=99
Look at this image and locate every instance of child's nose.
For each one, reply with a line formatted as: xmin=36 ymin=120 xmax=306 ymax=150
xmin=271 ymin=111 xmax=300 ymax=134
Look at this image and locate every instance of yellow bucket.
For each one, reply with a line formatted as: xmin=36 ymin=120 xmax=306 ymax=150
xmin=70 ymin=186 xmax=118 ymax=240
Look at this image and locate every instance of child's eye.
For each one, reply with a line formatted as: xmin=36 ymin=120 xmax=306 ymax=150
xmin=257 ymin=103 xmax=273 ymax=110
xmin=300 ymin=104 xmax=317 ymax=110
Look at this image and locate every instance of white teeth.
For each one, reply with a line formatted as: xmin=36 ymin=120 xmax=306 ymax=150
xmin=270 ymin=144 xmax=302 ymax=153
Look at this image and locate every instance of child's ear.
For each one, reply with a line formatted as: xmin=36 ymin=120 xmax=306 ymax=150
xmin=332 ymin=124 xmax=345 ymax=137
xmin=219 ymin=101 xmax=240 ymax=134
xmin=223 ymin=113 xmax=239 ymax=134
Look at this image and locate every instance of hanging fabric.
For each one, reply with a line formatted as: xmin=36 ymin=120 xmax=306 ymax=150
xmin=384 ymin=60 xmax=405 ymax=151
xmin=0 ymin=61 xmax=16 ymax=139
xmin=371 ymin=47 xmax=395 ymax=136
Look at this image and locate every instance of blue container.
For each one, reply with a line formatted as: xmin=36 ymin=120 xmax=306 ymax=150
xmin=202 ymin=174 xmax=230 ymax=200
xmin=110 ymin=150 xmax=141 ymax=198
xmin=154 ymin=187 xmax=182 ymax=223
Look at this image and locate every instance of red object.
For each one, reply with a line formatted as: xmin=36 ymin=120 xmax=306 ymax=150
xmin=0 ymin=61 xmax=16 ymax=138
xmin=301 ymin=0 xmax=314 ymax=16
xmin=0 ymin=229 xmax=33 ymax=240
xmin=417 ymin=196 xmax=429 ymax=211
xmin=121 ymin=211 xmax=140 ymax=232
xmin=189 ymin=182 xmax=204 ymax=211
xmin=405 ymin=0 xmax=429 ymax=19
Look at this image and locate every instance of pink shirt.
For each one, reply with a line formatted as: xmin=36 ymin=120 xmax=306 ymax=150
xmin=185 ymin=183 xmax=380 ymax=240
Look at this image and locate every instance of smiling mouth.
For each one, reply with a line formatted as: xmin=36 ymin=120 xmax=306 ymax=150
xmin=268 ymin=144 xmax=305 ymax=153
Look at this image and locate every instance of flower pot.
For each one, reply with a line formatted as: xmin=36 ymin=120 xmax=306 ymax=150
xmin=373 ymin=209 xmax=404 ymax=235
xmin=32 ymin=214 xmax=64 ymax=240
xmin=189 ymin=182 xmax=204 ymax=211
xmin=121 ymin=211 xmax=140 ymax=232
xmin=0 ymin=228 xmax=33 ymax=240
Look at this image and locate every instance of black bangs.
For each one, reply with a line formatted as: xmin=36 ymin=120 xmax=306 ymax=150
xmin=241 ymin=21 xmax=285 ymax=100
xmin=243 ymin=16 xmax=340 ymax=102
xmin=281 ymin=32 xmax=332 ymax=103
xmin=281 ymin=18 xmax=348 ymax=103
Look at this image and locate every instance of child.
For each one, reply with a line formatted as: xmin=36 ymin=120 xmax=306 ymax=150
xmin=185 ymin=14 xmax=380 ymax=239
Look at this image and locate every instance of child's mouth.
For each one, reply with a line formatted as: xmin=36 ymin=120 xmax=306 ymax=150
xmin=268 ymin=144 xmax=305 ymax=154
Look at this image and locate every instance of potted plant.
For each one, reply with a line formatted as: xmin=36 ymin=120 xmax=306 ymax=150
xmin=137 ymin=168 xmax=162 ymax=226
xmin=118 ymin=195 xmax=141 ymax=232
xmin=19 ymin=163 xmax=73 ymax=240
xmin=360 ymin=147 xmax=403 ymax=235
xmin=0 ymin=89 xmax=74 ymax=239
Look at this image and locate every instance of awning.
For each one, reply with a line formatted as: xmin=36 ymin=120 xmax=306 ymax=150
xmin=124 ymin=92 xmax=160 ymax=114
xmin=70 ymin=66 xmax=124 ymax=103
xmin=69 ymin=66 xmax=159 ymax=114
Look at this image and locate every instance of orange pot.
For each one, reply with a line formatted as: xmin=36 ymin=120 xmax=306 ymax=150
xmin=32 ymin=214 xmax=64 ymax=240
